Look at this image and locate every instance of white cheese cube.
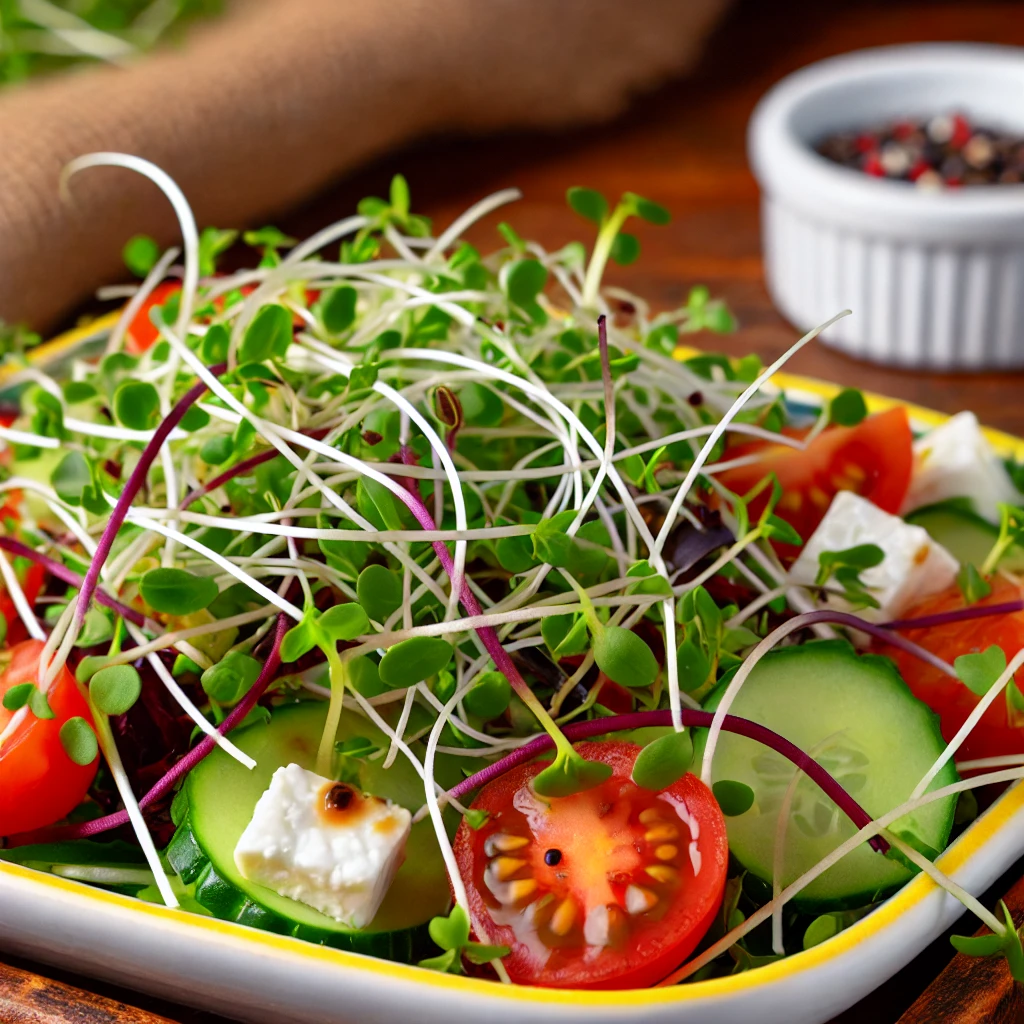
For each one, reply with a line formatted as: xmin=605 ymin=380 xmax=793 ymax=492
xmin=902 ymin=411 xmax=1020 ymax=523
xmin=234 ymin=763 xmax=410 ymax=928
xmin=789 ymin=490 xmax=958 ymax=622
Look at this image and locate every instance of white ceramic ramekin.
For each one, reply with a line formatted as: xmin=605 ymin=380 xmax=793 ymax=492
xmin=749 ymin=44 xmax=1024 ymax=370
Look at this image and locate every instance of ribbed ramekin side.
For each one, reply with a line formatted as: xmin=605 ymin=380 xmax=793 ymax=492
xmin=761 ymin=197 xmax=1024 ymax=370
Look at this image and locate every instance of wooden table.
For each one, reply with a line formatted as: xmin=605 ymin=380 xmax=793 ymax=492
xmin=7 ymin=0 xmax=1024 ymax=1019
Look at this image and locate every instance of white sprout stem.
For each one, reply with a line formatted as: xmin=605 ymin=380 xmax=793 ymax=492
xmin=105 ymin=246 xmax=180 ymax=355
xmin=123 ymin=620 xmax=256 ymax=769
xmin=62 ymin=154 xmax=199 ymax=340
xmin=651 ymin=310 xmax=851 ymax=562
xmin=0 ymin=548 xmax=45 ymax=641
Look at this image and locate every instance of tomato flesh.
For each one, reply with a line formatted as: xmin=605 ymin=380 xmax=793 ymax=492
xmin=126 ymin=281 xmax=181 ymax=355
xmin=453 ymin=741 xmax=728 ymax=989
xmin=718 ymin=408 xmax=913 ymax=557
xmin=0 ymin=640 xmax=98 ymax=835
xmin=880 ymin=578 xmax=1024 ymax=765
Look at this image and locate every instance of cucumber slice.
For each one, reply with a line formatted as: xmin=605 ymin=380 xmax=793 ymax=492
xmin=692 ymin=641 xmax=958 ymax=910
xmin=166 ymin=701 xmax=451 ymax=959
xmin=905 ymin=502 xmax=1024 ymax=571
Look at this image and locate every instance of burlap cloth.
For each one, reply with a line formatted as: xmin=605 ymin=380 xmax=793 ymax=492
xmin=0 ymin=0 xmax=726 ymax=332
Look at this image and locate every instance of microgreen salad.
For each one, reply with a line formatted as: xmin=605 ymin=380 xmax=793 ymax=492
xmin=3 ymin=154 xmax=1024 ymax=995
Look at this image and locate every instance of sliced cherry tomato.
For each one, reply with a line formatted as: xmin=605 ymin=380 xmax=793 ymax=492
xmin=880 ymin=578 xmax=1024 ymax=765
xmin=718 ymin=408 xmax=913 ymax=557
xmin=453 ymin=740 xmax=728 ymax=989
xmin=126 ymin=281 xmax=181 ymax=355
xmin=0 ymin=640 xmax=98 ymax=836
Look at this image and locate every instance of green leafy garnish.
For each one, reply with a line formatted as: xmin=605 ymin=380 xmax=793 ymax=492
xmin=140 ymin=568 xmax=219 ymax=616
xmin=418 ymin=906 xmax=509 ymax=974
xmin=631 ymin=730 xmax=693 ymax=791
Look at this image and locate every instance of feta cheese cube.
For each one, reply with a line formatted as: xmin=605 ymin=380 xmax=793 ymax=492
xmin=789 ymin=490 xmax=958 ymax=622
xmin=234 ymin=763 xmax=410 ymax=928
xmin=902 ymin=411 xmax=1020 ymax=523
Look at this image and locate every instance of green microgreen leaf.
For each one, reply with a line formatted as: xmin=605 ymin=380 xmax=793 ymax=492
xmin=712 ymin=780 xmax=755 ymax=816
xmin=532 ymin=747 xmax=613 ymax=798
xmin=378 ymin=636 xmax=453 ymax=689
xmin=243 ymin=226 xmax=297 ymax=252
xmin=89 ymin=665 xmax=142 ymax=716
xmin=281 ymin=616 xmax=319 ymax=663
xmin=464 ymin=809 xmax=490 ymax=830
xmin=50 ymin=451 xmax=92 ymax=506
xmin=631 ymin=730 xmax=693 ymax=790
xmin=610 ymin=231 xmax=640 ymax=266
xmin=829 ymin=388 xmax=868 ymax=427
xmin=592 ymin=625 xmax=658 ymax=688
xmin=348 ymin=656 xmax=385 ymax=698
xmin=240 ymin=304 xmax=292 ymax=364
xmin=28 ymin=684 xmax=54 ymax=720
xmin=955 ymin=645 xmax=1007 ymax=696
xmin=625 ymin=192 xmax=671 ymax=225
xmin=2 ymin=681 xmax=34 ymax=712
xmin=957 ymin=564 xmax=992 ymax=606
xmin=803 ymin=915 xmax=841 ymax=950
xmin=60 ymin=717 xmax=98 ymax=766
xmin=760 ymin=514 xmax=803 ymax=547
xmin=505 ymin=258 xmax=548 ymax=324
xmin=201 ymin=323 xmax=230 ymax=364
xmin=201 ymin=651 xmax=262 ymax=705
xmin=317 ymin=604 xmax=370 ymax=643
xmin=198 ymin=227 xmax=238 ymax=277
xmin=200 ymin=434 xmax=234 ymax=465
xmin=390 ymin=174 xmax=411 ymax=219
xmin=113 ymin=380 xmax=160 ymax=430
xmin=357 ymin=476 xmax=404 ymax=531
xmin=122 ymin=234 xmax=160 ymax=278
xmin=75 ymin=655 xmax=111 ymax=685
xmin=76 ymin=607 xmax=114 ymax=648
xmin=463 ymin=671 xmax=511 ymax=720
xmin=541 ymin=613 xmax=588 ymax=658
xmin=356 ymin=564 xmax=402 ymax=624
xmin=566 ymin=187 xmax=608 ymax=224
xmin=319 ymin=285 xmax=358 ymax=335
xmin=950 ymin=901 xmax=1024 ymax=982
xmin=140 ymin=567 xmax=219 ymax=616
xmin=814 ymin=544 xmax=884 ymax=609
xmin=984 ymin=503 xmax=1024 ymax=575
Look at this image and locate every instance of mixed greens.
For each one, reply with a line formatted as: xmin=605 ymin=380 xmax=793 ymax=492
xmin=3 ymin=153 xmax=1024 ymax=994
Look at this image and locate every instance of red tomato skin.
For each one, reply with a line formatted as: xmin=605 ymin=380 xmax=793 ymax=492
xmin=454 ymin=741 xmax=729 ymax=989
xmin=0 ymin=640 xmax=99 ymax=836
xmin=718 ymin=408 xmax=913 ymax=557
xmin=881 ymin=579 xmax=1024 ymax=764
xmin=126 ymin=281 xmax=181 ymax=355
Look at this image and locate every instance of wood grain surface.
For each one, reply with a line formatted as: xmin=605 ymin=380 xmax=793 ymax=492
xmin=6 ymin=0 xmax=1024 ymax=1021
xmin=0 ymin=960 xmax=177 ymax=1024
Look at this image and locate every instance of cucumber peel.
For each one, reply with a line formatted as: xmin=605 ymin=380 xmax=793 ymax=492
xmin=166 ymin=701 xmax=453 ymax=960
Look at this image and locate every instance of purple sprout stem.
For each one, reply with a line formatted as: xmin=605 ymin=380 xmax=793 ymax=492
xmin=24 ymin=613 xmax=289 ymax=843
xmin=790 ymin=609 xmax=958 ymax=678
xmin=884 ymin=600 xmax=1024 ymax=632
xmin=393 ymin=458 xmax=555 ymax=732
xmin=179 ymin=426 xmax=331 ymax=510
xmin=447 ymin=708 xmax=889 ymax=854
xmin=74 ymin=363 xmax=226 ymax=629
xmin=0 ymin=537 xmax=145 ymax=626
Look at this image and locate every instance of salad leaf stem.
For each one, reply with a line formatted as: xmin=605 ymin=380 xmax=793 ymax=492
xmin=0 ymin=537 xmax=145 ymax=626
xmin=395 ymin=470 xmax=603 ymax=794
xmin=75 ymin=363 xmax=226 ymax=631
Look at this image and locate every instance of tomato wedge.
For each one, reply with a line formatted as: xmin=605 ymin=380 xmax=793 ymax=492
xmin=880 ymin=578 xmax=1024 ymax=765
xmin=453 ymin=740 xmax=728 ymax=989
xmin=0 ymin=640 xmax=98 ymax=836
xmin=718 ymin=408 xmax=913 ymax=556
xmin=126 ymin=281 xmax=181 ymax=355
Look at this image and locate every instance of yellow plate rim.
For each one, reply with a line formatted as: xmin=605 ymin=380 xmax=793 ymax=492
xmin=2 ymin=323 xmax=1021 ymax=1007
